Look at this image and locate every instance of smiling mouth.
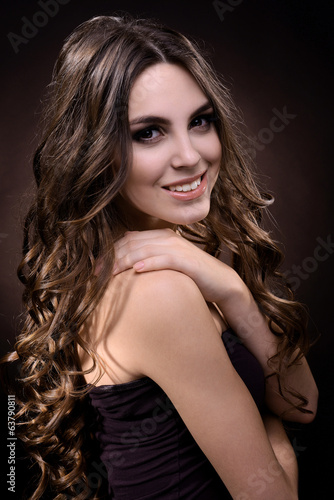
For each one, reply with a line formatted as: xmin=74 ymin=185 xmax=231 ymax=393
xmin=163 ymin=175 xmax=203 ymax=192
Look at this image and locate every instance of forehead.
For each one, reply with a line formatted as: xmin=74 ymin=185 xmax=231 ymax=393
xmin=128 ymin=63 xmax=208 ymax=121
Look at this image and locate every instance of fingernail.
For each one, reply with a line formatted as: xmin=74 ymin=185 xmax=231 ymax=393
xmin=133 ymin=261 xmax=144 ymax=271
xmin=112 ymin=264 xmax=119 ymax=275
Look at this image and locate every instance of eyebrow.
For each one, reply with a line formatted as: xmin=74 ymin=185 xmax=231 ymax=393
xmin=129 ymin=101 xmax=213 ymax=126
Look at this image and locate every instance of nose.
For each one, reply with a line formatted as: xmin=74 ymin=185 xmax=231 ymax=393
xmin=170 ymin=132 xmax=201 ymax=169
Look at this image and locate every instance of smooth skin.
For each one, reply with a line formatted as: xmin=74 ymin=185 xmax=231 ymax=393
xmin=82 ymin=63 xmax=318 ymax=499
xmin=83 ymin=268 xmax=299 ymax=499
xmin=113 ymin=228 xmax=318 ymax=423
xmin=116 ymin=63 xmax=221 ymax=229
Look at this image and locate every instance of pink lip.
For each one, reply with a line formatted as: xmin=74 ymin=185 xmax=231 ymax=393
xmin=164 ymin=172 xmax=208 ymax=201
xmin=162 ymin=171 xmax=206 ymax=188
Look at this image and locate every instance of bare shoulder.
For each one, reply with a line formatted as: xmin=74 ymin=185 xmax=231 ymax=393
xmin=89 ymin=272 xmax=297 ymax=498
xmin=101 ymin=268 xmax=203 ymax=315
xmin=90 ymin=271 xmax=297 ymax=498
xmin=111 ymin=268 xmax=212 ymax=347
xmin=82 ymin=268 xmax=210 ymax=384
xmin=122 ymin=267 xmax=217 ymax=323
xmin=124 ymin=268 xmax=205 ymax=312
xmin=91 ymin=268 xmax=220 ymax=377
xmin=111 ymin=269 xmax=226 ymax=377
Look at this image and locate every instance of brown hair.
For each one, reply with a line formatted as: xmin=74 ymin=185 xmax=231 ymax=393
xmin=3 ymin=14 xmax=310 ymax=499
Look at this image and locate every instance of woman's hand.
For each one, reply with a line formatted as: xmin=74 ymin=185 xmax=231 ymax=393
xmin=113 ymin=229 xmax=242 ymax=303
xmin=113 ymin=229 xmax=318 ymax=423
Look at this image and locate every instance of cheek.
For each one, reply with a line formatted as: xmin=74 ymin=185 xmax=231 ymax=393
xmin=198 ymin=129 xmax=222 ymax=160
xmin=128 ymin=149 xmax=165 ymax=188
xmin=211 ymin=135 xmax=223 ymax=163
xmin=126 ymin=159 xmax=152 ymax=189
xmin=206 ymin=136 xmax=222 ymax=192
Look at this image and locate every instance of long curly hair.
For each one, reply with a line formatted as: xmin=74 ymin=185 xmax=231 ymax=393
xmin=2 ymin=14 xmax=311 ymax=499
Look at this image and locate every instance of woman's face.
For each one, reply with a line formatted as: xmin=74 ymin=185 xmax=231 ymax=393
xmin=121 ymin=63 xmax=222 ymax=229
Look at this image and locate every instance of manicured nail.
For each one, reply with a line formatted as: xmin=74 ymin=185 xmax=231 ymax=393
xmin=133 ymin=261 xmax=144 ymax=271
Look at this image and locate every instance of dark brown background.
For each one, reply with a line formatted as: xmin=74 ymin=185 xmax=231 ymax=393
xmin=1 ymin=0 xmax=333 ymax=498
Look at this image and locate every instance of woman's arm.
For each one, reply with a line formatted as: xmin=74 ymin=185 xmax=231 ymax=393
xmin=113 ymin=229 xmax=318 ymax=422
xmin=111 ymin=269 xmax=298 ymax=499
xmin=261 ymin=413 xmax=298 ymax=493
xmin=213 ymin=282 xmax=318 ymax=422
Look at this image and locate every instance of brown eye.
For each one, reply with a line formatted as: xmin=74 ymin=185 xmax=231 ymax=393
xmin=192 ymin=117 xmax=206 ymax=127
xmin=133 ymin=126 xmax=161 ymax=143
xmin=141 ymin=129 xmax=154 ymax=139
xmin=190 ymin=113 xmax=215 ymax=130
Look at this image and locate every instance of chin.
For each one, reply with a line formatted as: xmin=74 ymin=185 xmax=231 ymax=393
xmin=168 ymin=203 xmax=211 ymax=226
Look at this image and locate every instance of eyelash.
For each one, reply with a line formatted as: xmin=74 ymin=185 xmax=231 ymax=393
xmin=132 ymin=113 xmax=217 ymax=144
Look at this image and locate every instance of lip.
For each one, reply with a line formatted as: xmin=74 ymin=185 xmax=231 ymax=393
xmin=162 ymin=171 xmax=206 ymax=189
xmin=163 ymin=171 xmax=208 ymax=201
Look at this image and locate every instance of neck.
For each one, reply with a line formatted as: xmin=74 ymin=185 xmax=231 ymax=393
xmin=114 ymin=196 xmax=177 ymax=232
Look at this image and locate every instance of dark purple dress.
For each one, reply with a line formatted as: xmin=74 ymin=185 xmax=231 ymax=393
xmin=88 ymin=329 xmax=265 ymax=499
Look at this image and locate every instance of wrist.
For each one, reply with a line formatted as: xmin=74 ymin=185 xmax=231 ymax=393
xmin=216 ymin=278 xmax=256 ymax=331
xmin=215 ymin=268 xmax=247 ymax=305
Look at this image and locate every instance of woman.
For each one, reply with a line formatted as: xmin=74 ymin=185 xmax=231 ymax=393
xmin=4 ymin=15 xmax=318 ymax=499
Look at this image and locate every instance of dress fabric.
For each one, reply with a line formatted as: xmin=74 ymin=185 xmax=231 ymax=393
xmin=88 ymin=328 xmax=265 ymax=499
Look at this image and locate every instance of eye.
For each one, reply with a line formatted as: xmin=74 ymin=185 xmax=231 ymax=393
xmin=190 ymin=113 xmax=216 ymax=130
xmin=132 ymin=126 xmax=162 ymax=143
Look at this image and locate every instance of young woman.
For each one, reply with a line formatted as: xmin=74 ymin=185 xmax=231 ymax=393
xmin=4 ymin=15 xmax=318 ymax=499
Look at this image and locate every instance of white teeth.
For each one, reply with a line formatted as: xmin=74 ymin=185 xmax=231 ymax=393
xmin=168 ymin=176 xmax=201 ymax=192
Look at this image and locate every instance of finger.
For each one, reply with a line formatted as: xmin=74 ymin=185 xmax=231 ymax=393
xmin=115 ymin=241 xmax=157 ymax=264
xmin=115 ymin=235 xmax=179 ymax=262
xmin=114 ymin=244 xmax=172 ymax=274
xmin=115 ymin=228 xmax=176 ymax=251
xmin=132 ymin=255 xmax=180 ymax=274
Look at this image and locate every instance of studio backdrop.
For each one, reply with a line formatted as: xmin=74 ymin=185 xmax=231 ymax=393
xmin=1 ymin=1 xmax=333 ymax=498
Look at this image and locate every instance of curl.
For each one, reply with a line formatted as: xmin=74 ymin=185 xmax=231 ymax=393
xmin=1 ymin=14 xmax=313 ymax=499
